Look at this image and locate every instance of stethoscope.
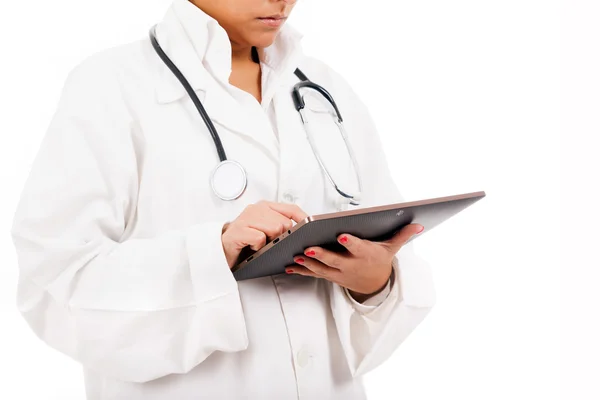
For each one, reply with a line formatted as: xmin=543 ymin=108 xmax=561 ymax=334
xmin=149 ymin=24 xmax=362 ymax=205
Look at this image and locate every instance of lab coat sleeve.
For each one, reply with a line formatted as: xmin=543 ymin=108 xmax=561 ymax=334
xmin=324 ymin=69 xmax=437 ymax=377
xmin=10 ymin=59 xmax=248 ymax=383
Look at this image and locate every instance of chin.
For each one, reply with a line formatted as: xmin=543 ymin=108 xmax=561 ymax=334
xmin=250 ymin=31 xmax=281 ymax=48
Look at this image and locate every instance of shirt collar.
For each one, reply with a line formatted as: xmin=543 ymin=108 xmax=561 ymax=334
xmin=153 ymin=0 xmax=304 ymax=104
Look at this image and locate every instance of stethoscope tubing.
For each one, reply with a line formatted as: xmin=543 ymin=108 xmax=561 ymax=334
xmin=149 ymin=25 xmax=228 ymax=162
xmin=148 ymin=24 xmax=362 ymax=205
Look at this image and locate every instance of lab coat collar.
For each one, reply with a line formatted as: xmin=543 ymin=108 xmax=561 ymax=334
xmin=153 ymin=0 xmax=305 ymax=105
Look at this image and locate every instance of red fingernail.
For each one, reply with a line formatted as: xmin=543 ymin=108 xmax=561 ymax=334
xmin=295 ymin=258 xmax=305 ymax=264
xmin=340 ymin=236 xmax=348 ymax=244
xmin=286 ymin=269 xmax=293 ymax=274
xmin=305 ymin=250 xmax=315 ymax=257
xmin=416 ymin=225 xmax=424 ymax=233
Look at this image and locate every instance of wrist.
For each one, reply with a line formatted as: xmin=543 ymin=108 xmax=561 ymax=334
xmin=348 ymin=267 xmax=394 ymax=304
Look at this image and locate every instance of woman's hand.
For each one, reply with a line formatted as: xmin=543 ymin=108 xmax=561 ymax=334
xmin=221 ymin=200 xmax=309 ymax=269
xmin=286 ymin=223 xmax=425 ymax=303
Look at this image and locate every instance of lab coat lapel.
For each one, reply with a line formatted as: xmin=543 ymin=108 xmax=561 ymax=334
xmin=156 ymin=75 xmax=279 ymax=161
xmin=152 ymin=5 xmax=279 ymax=160
xmin=202 ymin=85 xmax=280 ymax=161
xmin=154 ymin=63 xmax=279 ymax=160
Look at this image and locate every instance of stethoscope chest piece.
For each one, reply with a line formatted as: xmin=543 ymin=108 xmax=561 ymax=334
xmin=210 ymin=160 xmax=248 ymax=201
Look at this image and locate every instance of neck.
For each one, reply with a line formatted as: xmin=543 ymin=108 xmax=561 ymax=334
xmin=231 ymin=44 xmax=255 ymax=65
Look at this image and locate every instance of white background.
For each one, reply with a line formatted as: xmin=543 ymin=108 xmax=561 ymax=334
xmin=0 ymin=0 xmax=582 ymax=398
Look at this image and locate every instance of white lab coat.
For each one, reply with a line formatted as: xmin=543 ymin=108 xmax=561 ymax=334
xmin=10 ymin=0 xmax=436 ymax=399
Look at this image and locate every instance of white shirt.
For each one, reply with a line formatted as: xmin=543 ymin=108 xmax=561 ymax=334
xmin=10 ymin=0 xmax=437 ymax=399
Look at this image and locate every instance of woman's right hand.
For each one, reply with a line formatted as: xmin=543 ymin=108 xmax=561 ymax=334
xmin=221 ymin=200 xmax=309 ymax=269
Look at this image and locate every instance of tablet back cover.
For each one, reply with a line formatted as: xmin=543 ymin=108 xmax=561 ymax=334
xmin=232 ymin=191 xmax=485 ymax=281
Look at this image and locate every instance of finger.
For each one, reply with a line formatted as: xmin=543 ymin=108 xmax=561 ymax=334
xmin=383 ymin=223 xmax=424 ymax=253
xmin=335 ymin=233 xmax=367 ymax=256
xmin=230 ymin=226 xmax=267 ymax=251
xmin=246 ymin=211 xmax=294 ymax=241
xmin=293 ymin=256 xmax=342 ymax=279
xmin=264 ymin=201 xmax=309 ymax=223
xmin=301 ymin=247 xmax=347 ymax=271
xmin=284 ymin=266 xmax=319 ymax=278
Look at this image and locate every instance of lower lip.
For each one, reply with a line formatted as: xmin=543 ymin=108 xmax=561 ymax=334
xmin=258 ymin=18 xmax=285 ymax=27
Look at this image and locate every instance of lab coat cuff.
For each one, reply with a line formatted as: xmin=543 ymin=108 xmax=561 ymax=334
xmin=186 ymin=221 xmax=239 ymax=303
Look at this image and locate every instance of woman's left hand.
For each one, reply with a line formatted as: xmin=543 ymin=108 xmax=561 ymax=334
xmin=286 ymin=223 xmax=424 ymax=303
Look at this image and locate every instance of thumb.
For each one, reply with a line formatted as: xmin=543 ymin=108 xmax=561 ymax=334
xmin=384 ymin=223 xmax=424 ymax=253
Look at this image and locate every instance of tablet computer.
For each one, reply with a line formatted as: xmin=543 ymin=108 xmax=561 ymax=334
xmin=231 ymin=190 xmax=486 ymax=281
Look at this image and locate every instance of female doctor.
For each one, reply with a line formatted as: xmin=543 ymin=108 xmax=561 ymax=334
xmin=10 ymin=0 xmax=436 ymax=398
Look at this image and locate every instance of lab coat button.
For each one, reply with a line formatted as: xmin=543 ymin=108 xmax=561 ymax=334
xmin=282 ymin=192 xmax=295 ymax=203
xmin=297 ymin=349 xmax=311 ymax=368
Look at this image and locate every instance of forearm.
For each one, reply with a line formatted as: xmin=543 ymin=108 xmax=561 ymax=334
xmin=347 ymin=267 xmax=395 ymax=304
